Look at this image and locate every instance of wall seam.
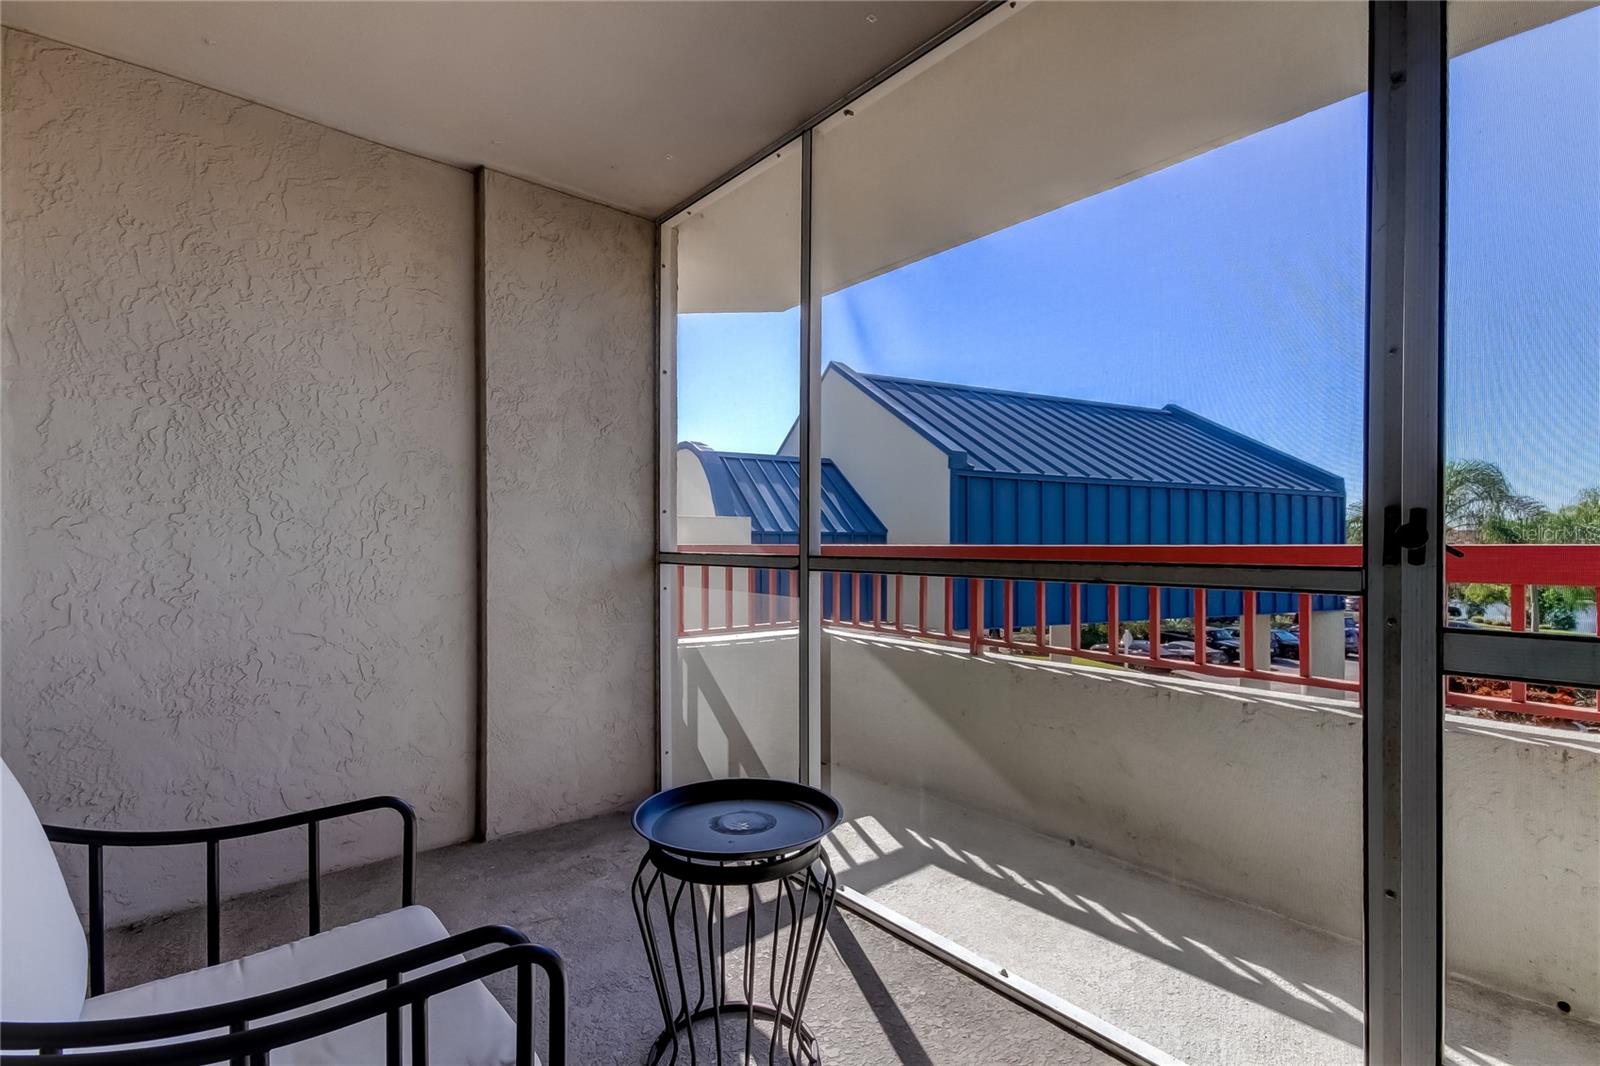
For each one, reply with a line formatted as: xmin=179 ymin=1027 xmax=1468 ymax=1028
xmin=474 ymin=166 xmax=491 ymax=842
xmin=652 ymin=221 xmax=663 ymax=793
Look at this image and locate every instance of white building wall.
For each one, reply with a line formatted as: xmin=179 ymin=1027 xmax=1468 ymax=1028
xmin=676 ymin=445 xmax=754 ymax=546
xmin=782 ymin=368 xmax=952 ymax=622
xmin=678 ymin=446 xmax=718 ymax=518
xmin=782 ymin=368 xmax=951 ymax=547
xmin=678 ymin=516 xmax=754 ymax=545
xmin=675 ymin=447 xmax=756 ymax=547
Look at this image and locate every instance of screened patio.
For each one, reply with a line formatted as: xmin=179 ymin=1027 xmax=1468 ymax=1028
xmin=3 ymin=2 xmax=1597 ymax=1065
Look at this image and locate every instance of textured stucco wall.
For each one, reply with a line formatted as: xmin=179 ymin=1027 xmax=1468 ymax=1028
xmin=482 ymin=170 xmax=656 ymax=836
xmin=1 ymin=30 xmax=477 ymax=921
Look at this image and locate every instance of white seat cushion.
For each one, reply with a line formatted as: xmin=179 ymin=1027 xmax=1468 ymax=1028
xmin=79 ymin=905 xmax=519 ymax=1065
xmin=1 ymin=760 xmax=89 ymax=1022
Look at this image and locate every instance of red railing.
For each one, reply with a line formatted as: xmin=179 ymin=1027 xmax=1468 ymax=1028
xmin=672 ymin=544 xmax=1600 ymax=726
xmin=1442 ymin=545 xmax=1600 ymax=721
xmin=674 ymin=563 xmax=798 ymax=637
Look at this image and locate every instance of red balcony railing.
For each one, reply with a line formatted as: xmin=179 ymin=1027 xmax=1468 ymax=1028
xmin=671 ymin=543 xmax=1600 ymax=726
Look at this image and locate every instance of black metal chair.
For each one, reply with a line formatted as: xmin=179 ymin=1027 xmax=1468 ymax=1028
xmin=1 ymin=761 xmax=564 ymax=1065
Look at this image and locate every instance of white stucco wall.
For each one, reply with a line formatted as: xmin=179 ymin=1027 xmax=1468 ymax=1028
xmin=1 ymin=31 xmax=477 ymax=921
xmin=2 ymin=33 xmax=661 ymax=920
xmin=482 ymin=170 xmax=656 ymax=838
xmin=677 ymin=630 xmax=1599 ymax=1019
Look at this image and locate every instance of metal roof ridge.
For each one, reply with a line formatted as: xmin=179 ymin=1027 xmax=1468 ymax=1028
xmin=1159 ymin=404 xmax=1345 ymax=493
xmin=676 ymin=442 xmax=844 ymax=468
xmin=828 ymin=362 xmax=973 ymax=467
xmin=855 ymin=365 xmax=1178 ymax=416
xmin=837 ymin=364 xmax=1342 ymax=492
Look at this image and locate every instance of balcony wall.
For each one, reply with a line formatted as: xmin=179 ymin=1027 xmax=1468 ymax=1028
xmin=482 ymin=171 xmax=656 ymax=836
xmin=676 ymin=629 xmax=1600 ymax=1019
xmin=1 ymin=30 xmax=656 ymax=921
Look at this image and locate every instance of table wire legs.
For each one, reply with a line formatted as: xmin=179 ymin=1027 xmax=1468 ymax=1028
xmin=632 ymin=846 xmax=837 ymax=1066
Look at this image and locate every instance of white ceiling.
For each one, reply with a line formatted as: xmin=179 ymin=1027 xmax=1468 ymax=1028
xmin=0 ymin=0 xmax=978 ymax=218
xmin=672 ymin=0 xmax=1595 ymax=312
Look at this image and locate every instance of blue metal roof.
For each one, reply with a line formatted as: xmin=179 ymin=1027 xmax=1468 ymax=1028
xmin=832 ymin=364 xmax=1344 ymax=495
xmin=680 ymin=443 xmax=887 ymax=543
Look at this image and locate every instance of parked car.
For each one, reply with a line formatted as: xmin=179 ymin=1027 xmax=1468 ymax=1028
xmin=1211 ymin=627 xmax=1299 ymax=663
xmin=1160 ymin=639 xmax=1232 ymax=665
xmin=1211 ymin=632 xmax=1242 ymax=663
xmin=1345 ymin=615 xmax=1359 ymax=658
xmin=1201 ymin=626 xmax=1239 ymax=661
xmin=1088 ymin=634 xmax=1231 ymax=665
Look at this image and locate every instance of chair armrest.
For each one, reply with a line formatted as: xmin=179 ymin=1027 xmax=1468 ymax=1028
xmin=2 ymin=940 xmax=566 ymax=1066
xmin=43 ymin=796 xmax=417 ymax=993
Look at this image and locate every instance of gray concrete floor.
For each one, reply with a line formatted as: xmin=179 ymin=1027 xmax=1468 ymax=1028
xmin=106 ymin=812 xmax=1114 ymax=1066
xmin=828 ymin=768 xmax=1600 ymax=1066
xmin=105 ymin=778 xmax=1596 ymax=1065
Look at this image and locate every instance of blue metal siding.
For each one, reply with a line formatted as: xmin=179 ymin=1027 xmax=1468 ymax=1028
xmin=953 ymin=473 xmax=1346 ymax=629
xmin=709 ymin=366 xmax=1352 ymax=631
xmin=850 ymin=361 xmax=1348 ymax=628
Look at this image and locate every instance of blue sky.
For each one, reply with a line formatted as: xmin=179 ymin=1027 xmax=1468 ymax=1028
xmin=677 ymin=10 xmax=1598 ymax=509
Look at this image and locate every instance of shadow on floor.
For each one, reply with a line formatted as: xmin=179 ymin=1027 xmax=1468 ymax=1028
xmin=105 ymin=809 xmax=1109 ymax=1066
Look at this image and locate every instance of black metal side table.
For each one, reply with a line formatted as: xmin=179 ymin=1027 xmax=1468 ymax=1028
xmin=631 ymin=779 xmax=842 ymax=1066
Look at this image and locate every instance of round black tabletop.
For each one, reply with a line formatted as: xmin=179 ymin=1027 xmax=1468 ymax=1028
xmin=633 ymin=778 xmax=843 ymax=862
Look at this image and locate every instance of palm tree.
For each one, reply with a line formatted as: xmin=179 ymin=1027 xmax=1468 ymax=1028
xmin=1442 ymin=459 xmax=1545 ymax=543
xmin=1345 ymin=501 xmax=1363 ymax=543
xmin=1345 ymin=461 xmax=1598 ymax=549
xmin=1345 ymin=460 xmax=1557 ymax=545
xmin=1345 ymin=463 xmax=1595 ymax=631
xmin=1443 ymin=467 xmax=1598 ymax=631
xmin=1524 ymin=488 xmax=1600 ymax=544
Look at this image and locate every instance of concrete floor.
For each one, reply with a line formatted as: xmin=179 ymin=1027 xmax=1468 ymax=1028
xmin=827 ymin=768 xmax=1600 ymax=1066
xmin=101 ymin=774 xmax=1597 ymax=1066
xmin=105 ymin=812 xmax=1114 ymax=1066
